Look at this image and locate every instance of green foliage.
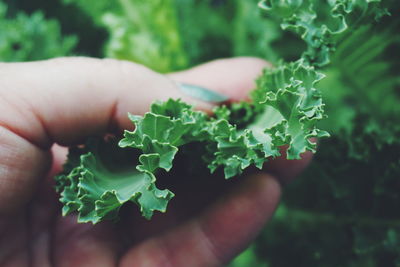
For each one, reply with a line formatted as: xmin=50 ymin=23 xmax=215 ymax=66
xmin=259 ymin=0 xmax=389 ymax=67
xmin=56 ymin=139 xmax=174 ymax=224
xmin=233 ymin=0 xmax=304 ymax=63
xmin=241 ymin=0 xmax=400 ymax=266
xmin=61 ymin=0 xmax=301 ymax=70
xmin=0 ymin=1 xmax=76 ymax=61
xmin=62 ymin=0 xmax=188 ymax=72
xmin=57 ymin=63 xmax=327 ymax=223
xmin=252 ymin=60 xmax=329 ymax=159
xmin=2 ymin=0 xmax=399 ymax=265
xmin=252 ymin=135 xmax=400 ymax=266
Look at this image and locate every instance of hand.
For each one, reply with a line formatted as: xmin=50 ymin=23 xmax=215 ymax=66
xmin=0 ymin=57 xmax=311 ymax=267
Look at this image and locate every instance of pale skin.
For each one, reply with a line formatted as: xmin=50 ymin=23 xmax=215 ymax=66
xmin=0 ymin=57 xmax=312 ymax=267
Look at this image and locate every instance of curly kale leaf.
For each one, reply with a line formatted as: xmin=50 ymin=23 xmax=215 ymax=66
xmin=55 ymin=0 xmax=329 ymax=225
xmin=251 ymin=60 xmax=329 ymax=159
xmin=56 ymin=139 xmax=174 ymax=224
xmin=56 ymin=59 xmax=327 ymax=224
xmin=119 ymin=99 xmax=210 ymax=172
xmin=258 ymin=0 xmax=389 ymax=67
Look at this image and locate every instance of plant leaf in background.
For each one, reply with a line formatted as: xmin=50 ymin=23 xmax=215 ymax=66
xmin=0 ymin=1 xmax=76 ymax=61
xmin=233 ymin=0 xmax=308 ymax=64
xmin=258 ymin=0 xmax=390 ymax=67
xmin=63 ymin=0 xmax=188 ymax=72
xmin=244 ymin=0 xmax=400 ymax=266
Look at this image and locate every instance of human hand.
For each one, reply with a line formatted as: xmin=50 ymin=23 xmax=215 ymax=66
xmin=0 ymin=57 xmax=312 ymax=267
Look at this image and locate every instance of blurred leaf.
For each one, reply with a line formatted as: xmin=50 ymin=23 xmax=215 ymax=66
xmin=0 ymin=1 xmax=76 ymax=61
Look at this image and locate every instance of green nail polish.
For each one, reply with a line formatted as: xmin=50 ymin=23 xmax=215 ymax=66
xmin=178 ymin=83 xmax=229 ymax=103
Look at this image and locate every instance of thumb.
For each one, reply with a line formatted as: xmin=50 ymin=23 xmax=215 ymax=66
xmin=0 ymin=57 xmax=267 ymax=213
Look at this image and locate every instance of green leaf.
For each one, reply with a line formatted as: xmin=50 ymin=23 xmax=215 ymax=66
xmin=63 ymin=0 xmax=188 ymax=72
xmin=54 ymin=0 xmax=332 ymax=225
xmin=0 ymin=2 xmax=77 ymax=61
xmin=119 ymin=99 xmax=209 ymax=173
xmin=259 ymin=0 xmax=388 ymax=67
xmin=251 ymin=60 xmax=329 ymax=159
xmin=55 ymin=138 xmax=174 ymax=224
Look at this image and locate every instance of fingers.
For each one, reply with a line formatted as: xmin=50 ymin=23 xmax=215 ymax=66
xmin=0 ymin=57 xmax=267 ymax=212
xmin=265 ymin=138 xmax=318 ymax=184
xmin=171 ymin=57 xmax=313 ymax=184
xmin=119 ymin=173 xmax=281 ymax=267
xmin=0 ymin=57 xmax=208 ymax=148
xmin=265 ymin=149 xmax=314 ymax=184
xmin=0 ymin=127 xmax=51 ymax=213
xmin=0 ymin=57 xmax=268 ymax=147
xmin=169 ymin=57 xmax=270 ymax=102
xmin=52 ymin=216 xmax=119 ymax=267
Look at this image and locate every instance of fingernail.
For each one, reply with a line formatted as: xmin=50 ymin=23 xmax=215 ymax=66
xmin=177 ymin=82 xmax=229 ymax=103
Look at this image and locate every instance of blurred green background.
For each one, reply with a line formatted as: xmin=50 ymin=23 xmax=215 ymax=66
xmin=1 ymin=0 xmax=399 ymax=266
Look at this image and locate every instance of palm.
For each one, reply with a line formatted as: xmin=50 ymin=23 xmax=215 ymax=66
xmin=0 ymin=147 xmax=276 ymax=267
xmin=0 ymin=57 xmax=304 ymax=267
